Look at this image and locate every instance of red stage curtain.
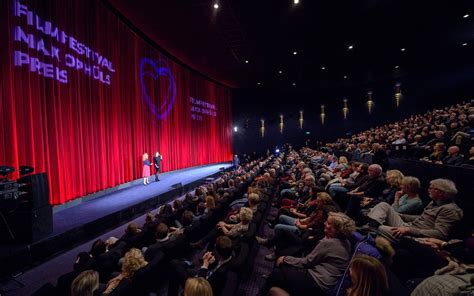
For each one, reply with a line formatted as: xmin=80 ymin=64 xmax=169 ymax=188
xmin=0 ymin=0 xmax=233 ymax=204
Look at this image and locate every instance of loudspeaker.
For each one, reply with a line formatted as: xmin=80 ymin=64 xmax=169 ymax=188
xmin=18 ymin=173 xmax=50 ymax=209
xmin=8 ymin=205 xmax=53 ymax=243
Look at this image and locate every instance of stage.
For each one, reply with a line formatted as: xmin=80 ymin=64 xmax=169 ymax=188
xmin=0 ymin=162 xmax=232 ymax=294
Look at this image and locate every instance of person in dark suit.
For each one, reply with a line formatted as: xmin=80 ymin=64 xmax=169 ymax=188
xmin=153 ymin=152 xmax=163 ymax=181
xmin=167 ymin=236 xmax=234 ymax=296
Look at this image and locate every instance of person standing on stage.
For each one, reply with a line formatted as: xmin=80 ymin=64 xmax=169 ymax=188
xmin=142 ymin=153 xmax=152 ymax=185
xmin=154 ymin=151 xmax=163 ymax=181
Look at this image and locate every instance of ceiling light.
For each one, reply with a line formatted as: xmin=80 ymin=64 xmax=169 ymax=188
xmin=321 ymin=66 xmax=326 ymax=70
xmin=213 ymin=3 xmax=219 ymax=9
xmin=293 ymin=51 xmax=297 ymax=55
xmin=395 ymin=65 xmax=400 ymax=69
xmin=245 ymin=60 xmax=249 ymax=64
xmin=462 ymin=42 xmax=468 ymax=46
xmin=401 ymin=48 xmax=406 ymax=52
xmin=279 ymin=70 xmax=283 ymax=74
xmin=463 ymin=14 xmax=469 ymax=18
xmin=294 ymin=0 xmax=300 ymax=4
xmin=348 ymin=45 xmax=354 ymax=50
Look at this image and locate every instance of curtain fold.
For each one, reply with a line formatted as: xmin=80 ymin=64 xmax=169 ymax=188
xmin=0 ymin=0 xmax=233 ymax=204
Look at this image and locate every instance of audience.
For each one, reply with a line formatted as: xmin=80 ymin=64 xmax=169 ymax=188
xmin=184 ymin=277 xmax=213 ymax=296
xmin=367 ymin=178 xmax=463 ymax=241
xmin=70 ymin=270 xmax=99 ymax=296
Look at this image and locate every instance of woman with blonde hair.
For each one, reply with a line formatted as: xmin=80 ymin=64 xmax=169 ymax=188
xmin=184 ymin=277 xmax=213 ymax=296
xmin=71 ymin=270 xmax=99 ymax=296
xmin=392 ymin=176 xmax=423 ymax=214
xmin=103 ymin=248 xmax=148 ymax=295
xmin=348 ymin=255 xmax=389 ymax=296
xmin=142 ymin=153 xmax=152 ymax=185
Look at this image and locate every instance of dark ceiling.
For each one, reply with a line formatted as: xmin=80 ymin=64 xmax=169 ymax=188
xmin=106 ymin=0 xmax=473 ymax=90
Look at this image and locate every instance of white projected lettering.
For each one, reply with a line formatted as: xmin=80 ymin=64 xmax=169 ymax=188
xmin=12 ymin=1 xmax=115 ymax=85
xmin=190 ymin=97 xmax=217 ymax=121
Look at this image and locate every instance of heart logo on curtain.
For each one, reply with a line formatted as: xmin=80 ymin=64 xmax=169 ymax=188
xmin=139 ymin=57 xmax=177 ymax=120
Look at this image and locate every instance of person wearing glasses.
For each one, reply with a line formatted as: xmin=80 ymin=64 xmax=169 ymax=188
xmin=366 ymin=178 xmax=463 ymax=241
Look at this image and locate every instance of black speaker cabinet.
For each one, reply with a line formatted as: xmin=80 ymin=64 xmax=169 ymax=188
xmin=8 ymin=205 xmax=53 ymax=243
xmin=18 ymin=173 xmax=50 ymax=209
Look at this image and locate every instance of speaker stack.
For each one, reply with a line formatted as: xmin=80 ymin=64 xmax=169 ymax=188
xmin=7 ymin=173 xmax=53 ymax=243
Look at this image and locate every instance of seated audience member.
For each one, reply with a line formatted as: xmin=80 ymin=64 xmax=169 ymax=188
xmin=390 ymin=231 xmax=474 ymax=283
xmin=141 ymin=212 xmax=159 ymax=246
xmin=391 ymin=176 xmax=423 ymax=214
xmin=71 ymin=270 xmax=99 ymax=296
xmin=423 ymin=142 xmax=446 ymax=162
xmin=103 ymin=248 xmax=148 ymax=295
xmin=168 ymin=236 xmax=233 ymax=296
xmin=367 ymin=179 xmax=463 ymax=241
xmin=119 ymin=222 xmax=142 ymax=247
xmin=347 ymin=255 xmax=389 ymax=296
xmin=344 ymin=164 xmax=386 ymax=217
xmin=441 ymin=145 xmax=464 ymax=166
xmin=256 ymin=192 xmax=339 ymax=260
xmin=328 ymin=163 xmax=368 ymax=203
xmin=411 ymin=273 xmax=474 ymax=296
xmin=392 ymin=133 xmax=407 ymax=145
xmin=261 ymin=212 xmax=355 ymax=296
xmin=359 ymin=169 xmax=404 ymax=209
xmin=461 ymin=146 xmax=474 ymax=168
xmin=184 ymin=277 xmax=213 ymax=296
xmin=90 ymin=238 xmax=126 ymax=282
xmin=192 ymin=207 xmax=253 ymax=249
xmin=144 ymin=223 xmax=178 ymax=261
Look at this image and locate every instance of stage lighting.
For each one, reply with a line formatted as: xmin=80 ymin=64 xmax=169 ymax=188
xmin=401 ymin=48 xmax=406 ymax=52
xmin=234 ymin=126 xmax=238 ymax=132
xmin=213 ymin=3 xmax=219 ymax=9
xmin=245 ymin=60 xmax=249 ymax=64
xmin=321 ymin=66 xmax=326 ymax=70
xmin=348 ymin=45 xmax=353 ymax=50
xmin=275 ymin=149 xmax=280 ymax=153
xmin=294 ymin=0 xmax=299 ymax=4
xmin=19 ymin=166 xmax=34 ymax=176
xmin=463 ymin=14 xmax=469 ymax=19
xmin=462 ymin=43 xmax=468 ymax=47
xmin=293 ymin=51 xmax=297 ymax=55
xmin=0 ymin=166 xmax=15 ymax=177
xmin=278 ymin=70 xmax=283 ymax=74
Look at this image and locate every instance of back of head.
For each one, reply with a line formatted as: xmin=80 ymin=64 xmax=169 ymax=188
xmin=184 ymin=277 xmax=213 ymax=296
xmin=122 ymin=248 xmax=148 ymax=278
xmin=181 ymin=210 xmax=194 ymax=227
xmin=71 ymin=270 xmax=99 ymax=296
xmin=215 ymin=236 xmax=233 ymax=260
xmin=348 ymin=255 xmax=388 ymax=296
xmin=155 ymin=223 xmax=169 ymax=239
xmin=90 ymin=239 xmax=106 ymax=258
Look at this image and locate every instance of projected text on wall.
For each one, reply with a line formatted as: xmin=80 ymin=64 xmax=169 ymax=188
xmin=12 ymin=1 xmax=115 ymax=85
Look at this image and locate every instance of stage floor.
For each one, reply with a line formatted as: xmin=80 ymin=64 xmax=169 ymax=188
xmin=52 ymin=162 xmax=231 ymax=235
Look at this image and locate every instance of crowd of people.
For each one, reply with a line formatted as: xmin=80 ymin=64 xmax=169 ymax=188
xmin=255 ymin=147 xmax=472 ymax=296
xmin=33 ymin=102 xmax=474 ymax=296
xmin=329 ymin=101 xmax=474 ymax=168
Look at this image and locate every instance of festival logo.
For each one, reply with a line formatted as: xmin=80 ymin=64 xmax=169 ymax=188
xmin=139 ymin=57 xmax=176 ymax=120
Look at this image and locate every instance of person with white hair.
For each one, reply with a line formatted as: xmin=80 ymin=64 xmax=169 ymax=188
xmin=367 ymin=178 xmax=463 ymax=241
